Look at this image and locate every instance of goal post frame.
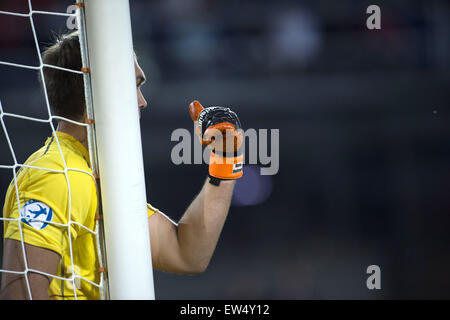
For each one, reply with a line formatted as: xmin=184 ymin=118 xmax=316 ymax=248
xmin=81 ymin=0 xmax=155 ymax=300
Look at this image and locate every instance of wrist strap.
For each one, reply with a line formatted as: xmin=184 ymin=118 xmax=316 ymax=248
xmin=208 ymin=175 xmax=222 ymax=186
xmin=209 ymin=151 xmax=243 ymax=180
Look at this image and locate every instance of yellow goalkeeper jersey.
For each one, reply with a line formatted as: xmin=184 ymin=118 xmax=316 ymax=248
xmin=2 ymin=131 xmax=157 ymax=300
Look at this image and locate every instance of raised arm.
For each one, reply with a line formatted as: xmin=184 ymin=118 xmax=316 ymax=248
xmin=148 ymin=101 xmax=243 ymax=274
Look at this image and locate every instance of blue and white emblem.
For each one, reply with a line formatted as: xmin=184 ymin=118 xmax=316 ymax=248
xmin=20 ymin=200 xmax=53 ymax=230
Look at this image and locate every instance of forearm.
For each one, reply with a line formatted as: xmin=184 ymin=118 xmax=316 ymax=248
xmin=176 ymin=178 xmax=235 ymax=272
xmin=150 ymin=100 xmax=242 ymax=274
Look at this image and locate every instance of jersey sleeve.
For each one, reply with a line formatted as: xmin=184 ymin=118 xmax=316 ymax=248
xmin=147 ymin=203 xmax=158 ymax=218
xmin=3 ymin=168 xmax=97 ymax=257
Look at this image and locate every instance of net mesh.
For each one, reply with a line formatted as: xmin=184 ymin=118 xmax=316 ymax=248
xmin=0 ymin=0 xmax=106 ymax=300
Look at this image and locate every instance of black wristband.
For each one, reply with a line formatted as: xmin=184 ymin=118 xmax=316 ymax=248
xmin=208 ymin=175 xmax=222 ymax=186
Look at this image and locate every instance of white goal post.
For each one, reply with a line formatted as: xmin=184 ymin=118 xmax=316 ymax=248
xmin=81 ymin=0 xmax=155 ymax=300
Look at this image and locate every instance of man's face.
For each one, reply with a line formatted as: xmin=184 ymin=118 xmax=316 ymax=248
xmin=134 ymin=57 xmax=147 ymax=119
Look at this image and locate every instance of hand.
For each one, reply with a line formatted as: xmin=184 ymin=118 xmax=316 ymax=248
xmin=189 ymin=100 xmax=244 ymax=181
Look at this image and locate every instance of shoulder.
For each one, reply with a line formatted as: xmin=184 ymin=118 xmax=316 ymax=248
xmin=18 ymin=146 xmax=95 ymax=207
xmin=24 ymin=143 xmax=90 ymax=173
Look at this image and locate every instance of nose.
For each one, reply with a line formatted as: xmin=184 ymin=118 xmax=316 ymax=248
xmin=137 ymin=88 xmax=148 ymax=111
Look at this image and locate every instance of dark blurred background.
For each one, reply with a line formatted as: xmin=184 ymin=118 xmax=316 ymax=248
xmin=1 ymin=0 xmax=450 ymax=299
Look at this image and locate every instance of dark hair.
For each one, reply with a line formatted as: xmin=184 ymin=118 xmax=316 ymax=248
xmin=40 ymin=31 xmax=85 ymax=121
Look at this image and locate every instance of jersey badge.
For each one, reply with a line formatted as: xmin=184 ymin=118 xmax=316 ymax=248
xmin=20 ymin=200 xmax=53 ymax=230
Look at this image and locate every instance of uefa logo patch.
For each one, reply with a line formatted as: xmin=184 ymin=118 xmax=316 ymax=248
xmin=20 ymin=200 xmax=53 ymax=230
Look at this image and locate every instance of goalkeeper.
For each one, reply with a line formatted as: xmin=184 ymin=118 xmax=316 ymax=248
xmin=0 ymin=32 xmax=243 ymax=300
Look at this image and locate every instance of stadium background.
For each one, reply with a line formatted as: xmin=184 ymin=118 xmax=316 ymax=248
xmin=0 ymin=0 xmax=449 ymax=299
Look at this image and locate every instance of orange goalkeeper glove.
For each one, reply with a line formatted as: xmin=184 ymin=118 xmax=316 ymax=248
xmin=189 ymin=100 xmax=244 ymax=184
